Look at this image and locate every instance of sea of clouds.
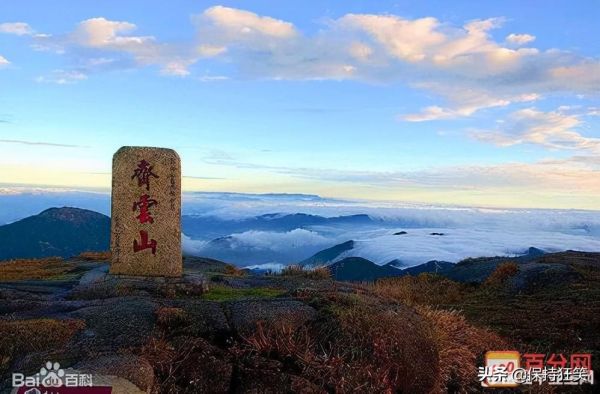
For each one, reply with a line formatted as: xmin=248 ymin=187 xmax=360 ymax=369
xmin=2 ymin=187 xmax=600 ymax=267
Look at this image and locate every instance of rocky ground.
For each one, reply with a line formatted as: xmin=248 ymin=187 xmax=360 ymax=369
xmin=0 ymin=257 xmax=364 ymax=393
xmin=1 ymin=253 xmax=599 ymax=393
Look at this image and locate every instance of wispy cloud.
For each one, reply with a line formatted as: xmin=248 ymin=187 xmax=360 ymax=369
xmin=35 ymin=69 xmax=88 ymax=84
xmin=505 ymin=33 xmax=536 ymax=46
xmin=183 ymin=175 xmax=227 ymax=180
xmin=0 ymin=139 xmax=86 ymax=148
xmin=202 ymin=149 xmax=600 ymax=194
xmin=0 ymin=22 xmax=34 ymax=36
xmin=471 ymin=108 xmax=600 ymax=152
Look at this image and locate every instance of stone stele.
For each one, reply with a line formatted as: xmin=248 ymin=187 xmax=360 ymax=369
xmin=110 ymin=146 xmax=182 ymax=277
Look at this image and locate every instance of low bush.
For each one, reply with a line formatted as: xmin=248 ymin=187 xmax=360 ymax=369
xmin=417 ymin=306 xmax=507 ymax=392
xmin=485 ymin=262 xmax=519 ymax=286
xmin=280 ymin=265 xmax=330 ymax=280
xmin=370 ymin=273 xmax=465 ymax=306
xmin=238 ymin=294 xmax=438 ymax=393
xmin=222 ymin=264 xmax=247 ymax=276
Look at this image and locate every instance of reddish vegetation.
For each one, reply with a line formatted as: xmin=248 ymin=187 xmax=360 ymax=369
xmin=417 ymin=307 xmax=506 ymax=392
xmin=0 ymin=257 xmax=73 ymax=281
xmin=223 ymin=263 xmax=247 ymax=276
xmin=485 ymin=261 xmax=519 ymax=286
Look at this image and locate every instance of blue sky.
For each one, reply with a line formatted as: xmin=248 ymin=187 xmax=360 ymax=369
xmin=0 ymin=1 xmax=599 ymax=209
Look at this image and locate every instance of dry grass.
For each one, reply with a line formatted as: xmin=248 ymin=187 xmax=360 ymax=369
xmin=417 ymin=306 xmax=507 ymax=392
xmin=77 ymin=251 xmax=111 ymax=261
xmin=0 ymin=257 xmax=75 ymax=282
xmin=238 ymin=294 xmax=438 ymax=393
xmin=155 ymin=307 xmax=189 ymax=330
xmin=370 ymin=273 xmax=465 ymax=306
xmin=142 ymin=335 xmax=232 ymax=393
xmin=279 ymin=264 xmax=331 ymax=280
xmin=0 ymin=318 xmax=85 ymax=375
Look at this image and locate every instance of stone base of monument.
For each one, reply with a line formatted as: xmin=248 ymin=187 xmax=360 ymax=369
xmin=75 ymin=270 xmax=209 ymax=299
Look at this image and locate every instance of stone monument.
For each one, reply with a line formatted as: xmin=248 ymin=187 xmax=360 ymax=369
xmin=110 ymin=146 xmax=182 ymax=277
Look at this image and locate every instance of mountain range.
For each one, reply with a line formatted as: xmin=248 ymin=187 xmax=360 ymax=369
xmin=182 ymin=212 xmax=380 ymax=240
xmin=0 ymin=207 xmax=110 ymax=260
xmin=0 ymin=206 xmax=589 ymax=285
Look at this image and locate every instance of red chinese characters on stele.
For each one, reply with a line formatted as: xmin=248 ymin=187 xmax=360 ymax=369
xmin=131 ymin=160 xmax=159 ymax=255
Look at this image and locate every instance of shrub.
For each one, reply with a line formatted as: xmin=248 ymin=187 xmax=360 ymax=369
xmin=280 ymin=265 xmax=331 ymax=280
xmin=370 ymin=273 xmax=465 ymax=306
xmin=485 ymin=262 xmax=519 ymax=286
xmin=238 ymin=294 xmax=438 ymax=393
xmin=223 ymin=264 xmax=246 ymax=276
xmin=417 ymin=306 xmax=507 ymax=392
xmin=155 ymin=307 xmax=189 ymax=330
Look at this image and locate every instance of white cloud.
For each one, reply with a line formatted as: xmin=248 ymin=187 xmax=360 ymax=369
xmin=506 ymin=33 xmax=536 ymax=46
xmin=7 ymin=7 xmax=600 ymax=118
xmin=0 ymin=22 xmax=34 ymax=36
xmin=200 ymin=6 xmax=297 ymax=39
xmin=36 ymin=69 xmax=88 ymax=84
xmin=70 ymin=18 xmax=150 ymax=48
xmin=549 ymin=62 xmax=600 ymax=92
xmin=160 ymin=61 xmax=192 ymax=76
xmin=32 ymin=17 xmax=200 ymax=77
xmin=197 ymin=75 xmax=229 ymax=82
xmin=471 ymin=108 xmax=600 ymax=152
xmin=0 ymin=55 xmax=9 ymax=66
xmin=338 ymin=14 xmax=446 ymax=62
xmin=588 ymin=107 xmax=600 ymax=116
xmin=345 ymin=226 xmax=600 ymax=266
xmin=348 ymin=42 xmax=373 ymax=60
xmin=401 ymin=87 xmax=539 ymax=121
xmin=197 ymin=44 xmax=227 ymax=57
xmin=228 ymin=229 xmax=329 ymax=252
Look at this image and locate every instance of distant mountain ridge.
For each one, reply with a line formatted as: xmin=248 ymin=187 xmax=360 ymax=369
xmin=0 ymin=207 xmax=110 ymax=260
xmin=300 ymin=240 xmax=355 ymax=267
xmin=182 ymin=213 xmax=380 ymax=240
xmin=324 ymin=247 xmax=552 ymax=283
xmin=328 ymin=257 xmax=405 ymax=281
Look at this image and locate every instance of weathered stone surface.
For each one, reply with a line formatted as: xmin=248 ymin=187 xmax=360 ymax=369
xmin=70 ymin=297 xmax=157 ymax=351
xmin=110 ymin=146 xmax=182 ymax=277
xmin=176 ymin=300 xmax=231 ymax=338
